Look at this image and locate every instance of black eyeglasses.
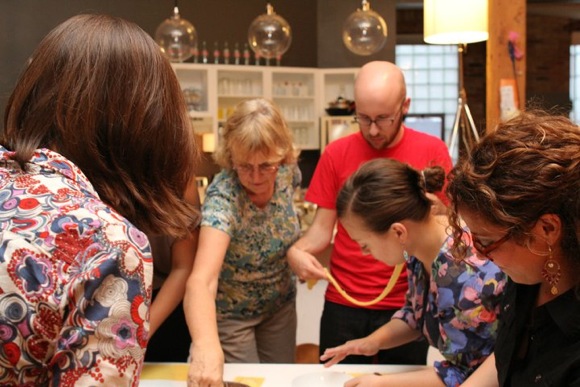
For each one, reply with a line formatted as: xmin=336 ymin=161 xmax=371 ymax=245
xmin=354 ymin=115 xmax=398 ymax=131
xmin=472 ymin=232 xmax=512 ymax=258
xmin=354 ymin=102 xmax=405 ymax=131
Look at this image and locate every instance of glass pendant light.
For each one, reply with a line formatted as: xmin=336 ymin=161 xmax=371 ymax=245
xmin=248 ymin=2 xmax=292 ymax=60
xmin=155 ymin=1 xmax=197 ymax=63
xmin=342 ymin=0 xmax=387 ymax=56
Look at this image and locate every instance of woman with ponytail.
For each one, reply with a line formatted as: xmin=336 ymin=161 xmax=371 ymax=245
xmin=321 ymin=158 xmax=506 ymax=387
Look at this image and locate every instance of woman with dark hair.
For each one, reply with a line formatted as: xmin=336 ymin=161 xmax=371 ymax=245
xmin=321 ymin=158 xmax=505 ymax=387
xmin=0 ymin=14 xmax=199 ymax=385
xmin=185 ymin=98 xmax=301 ymax=387
xmin=447 ymin=110 xmax=580 ymax=386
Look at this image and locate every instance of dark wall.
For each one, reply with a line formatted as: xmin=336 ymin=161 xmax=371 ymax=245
xmin=0 ymin=0 xmax=319 ymax=126
xmin=526 ymin=14 xmax=573 ymax=114
xmin=317 ymin=0 xmax=397 ymax=67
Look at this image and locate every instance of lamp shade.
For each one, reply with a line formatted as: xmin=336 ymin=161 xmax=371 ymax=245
xmin=424 ymin=0 xmax=488 ymax=44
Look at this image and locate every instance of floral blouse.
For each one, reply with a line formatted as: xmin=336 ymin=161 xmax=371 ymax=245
xmin=0 ymin=147 xmax=151 ymax=386
xmin=201 ymin=164 xmax=301 ymax=319
xmin=392 ymin=232 xmax=507 ymax=386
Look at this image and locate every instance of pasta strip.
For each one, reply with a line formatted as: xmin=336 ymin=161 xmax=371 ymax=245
xmin=324 ymin=263 xmax=404 ymax=307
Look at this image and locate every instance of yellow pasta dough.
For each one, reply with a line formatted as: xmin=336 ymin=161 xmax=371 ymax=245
xmin=324 ymin=263 xmax=404 ymax=307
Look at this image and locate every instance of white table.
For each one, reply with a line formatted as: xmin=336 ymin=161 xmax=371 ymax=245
xmin=140 ymin=362 xmax=424 ymax=387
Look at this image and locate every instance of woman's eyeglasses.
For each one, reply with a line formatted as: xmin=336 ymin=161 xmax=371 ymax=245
xmin=234 ymin=162 xmax=279 ymax=175
xmin=472 ymin=232 xmax=512 ymax=257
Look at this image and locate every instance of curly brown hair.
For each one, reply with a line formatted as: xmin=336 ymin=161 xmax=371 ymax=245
xmin=446 ymin=110 xmax=580 ymax=274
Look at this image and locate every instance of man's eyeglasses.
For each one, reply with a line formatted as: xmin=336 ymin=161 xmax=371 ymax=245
xmin=354 ymin=103 xmax=404 ymax=131
xmin=354 ymin=115 xmax=398 ymax=131
xmin=234 ymin=162 xmax=279 ymax=175
xmin=472 ymin=232 xmax=512 ymax=258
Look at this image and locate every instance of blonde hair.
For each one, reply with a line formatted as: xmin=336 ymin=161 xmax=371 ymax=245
xmin=213 ymin=98 xmax=299 ymax=168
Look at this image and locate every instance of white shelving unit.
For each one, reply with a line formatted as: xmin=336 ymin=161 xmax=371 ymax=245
xmin=319 ymin=68 xmax=359 ymax=117
xmin=272 ymin=68 xmax=319 ymax=149
xmin=172 ymin=64 xmax=360 ymax=151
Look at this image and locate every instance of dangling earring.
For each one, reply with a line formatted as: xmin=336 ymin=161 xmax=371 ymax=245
xmin=541 ymin=245 xmax=561 ymax=296
xmin=403 ymin=250 xmax=410 ymax=262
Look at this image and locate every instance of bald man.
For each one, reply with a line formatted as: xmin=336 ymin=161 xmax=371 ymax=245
xmin=287 ymin=61 xmax=452 ymax=365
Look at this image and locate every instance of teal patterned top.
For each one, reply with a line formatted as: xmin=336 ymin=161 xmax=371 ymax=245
xmin=201 ymin=164 xmax=301 ymax=319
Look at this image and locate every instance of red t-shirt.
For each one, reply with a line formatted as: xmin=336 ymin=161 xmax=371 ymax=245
xmin=305 ymin=127 xmax=453 ymax=309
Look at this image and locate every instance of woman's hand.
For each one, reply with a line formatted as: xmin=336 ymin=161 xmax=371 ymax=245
xmin=187 ymin=346 xmax=224 ymax=387
xmin=320 ymin=337 xmax=379 ymax=368
xmin=345 ymin=374 xmax=385 ymax=387
xmin=286 ymin=245 xmax=327 ymax=281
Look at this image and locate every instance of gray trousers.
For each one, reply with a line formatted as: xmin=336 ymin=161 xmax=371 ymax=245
xmin=217 ymin=300 xmax=297 ymax=364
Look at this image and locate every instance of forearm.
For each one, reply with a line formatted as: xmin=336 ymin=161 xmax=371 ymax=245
xmin=183 ymin=275 xmax=221 ymax=349
xmin=460 ymin=353 xmax=498 ymax=387
xmin=184 ymin=280 xmax=224 ymax=387
xmin=150 ymin=232 xmax=198 ymax=335
xmin=349 ymin=367 xmax=443 ymax=387
xmin=321 ymin=315 xmax=423 ymax=366
xmin=287 ymin=208 xmax=336 ymax=280
xmin=290 ymin=227 xmax=332 ymax=257
xmin=149 ymin=268 xmax=190 ymax=335
xmin=291 ymin=207 xmax=336 ymax=254
xmin=372 ymin=318 xmax=423 ymax=350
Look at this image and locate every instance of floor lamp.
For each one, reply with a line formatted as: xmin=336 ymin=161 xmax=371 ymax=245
xmin=423 ymin=0 xmax=489 ymax=160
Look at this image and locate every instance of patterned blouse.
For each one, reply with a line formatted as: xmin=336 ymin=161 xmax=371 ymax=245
xmin=0 ymin=147 xmax=151 ymax=386
xmin=201 ymin=164 xmax=301 ymax=319
xmin=392 ymin=232 xmax=507 ymax=386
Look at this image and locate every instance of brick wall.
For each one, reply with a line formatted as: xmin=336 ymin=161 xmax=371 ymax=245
xmin=396 ymin=9 xmax=576 ymax=129
xmin=526 ymin=14 xmax=572 ymax=114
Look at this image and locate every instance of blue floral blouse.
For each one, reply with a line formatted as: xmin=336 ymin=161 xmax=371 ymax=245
xmin=0 ymin=147 xmax=151 ymax=386
xmin=201 ymin=164 xmax=301 ymax=319
xmin=392 ymin=232 xmax=507 ymax=386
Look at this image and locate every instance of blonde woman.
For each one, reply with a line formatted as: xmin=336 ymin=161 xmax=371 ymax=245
xmin=185 ymin=98 xmax=301 ymax=387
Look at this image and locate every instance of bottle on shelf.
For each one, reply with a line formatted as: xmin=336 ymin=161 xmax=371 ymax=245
xmin=243 ymin=43 xmax=251 ymax=66
xmin=254 ymin=51 xmax=261 ymax=66
xmin=276 ymin=54 xmax=282 ymax=66
xmin=233 ymin=42 xmax=241 ymax=65
xmin=192 ymin=43 xmax=199 ymax=63
xmin=223 ymin=41 xmax=231 ymax=65
xmin=213 ymin=41 xmax=220 ymax=64
xmin=201 ymin=41 xmax=208 ymax=64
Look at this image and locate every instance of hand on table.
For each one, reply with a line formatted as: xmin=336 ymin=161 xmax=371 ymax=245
xmin=187 ymin=346 xmax=224 ymax=387
xmin=345 ymin=374 xmax=385 ymax=387
xmin=320 ymin=337 xmax=379 ymax=367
